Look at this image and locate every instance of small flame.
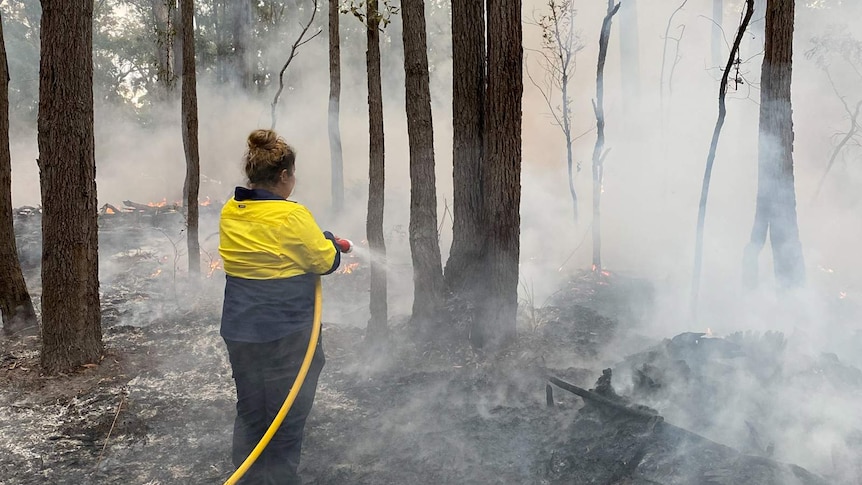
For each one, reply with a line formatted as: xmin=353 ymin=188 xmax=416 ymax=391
xmin=207 ymin=258 xmax=223 ymax=278
xmin=150 ymin=268 xmax=162 ymax=278
xmin=706 ymin=327 xmax=714 ymax=337
xmin=591 ymin=264 xmax=597 ymax=272
xmin=839 ymin=291 xmax=848 ymax=300
xmin=105 ymin=207 xmax=115 ymax=215
xmin=200 ymin=196 xmax=212 ymax=207
xmin=339 ymin=262 xmax=360 ymax=274
xmin=148 ymin=198 xmax=167 ymax=208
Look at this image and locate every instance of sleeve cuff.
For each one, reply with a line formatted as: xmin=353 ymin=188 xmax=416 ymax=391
xmin=322 ymin=231 xmax=341 ymax=275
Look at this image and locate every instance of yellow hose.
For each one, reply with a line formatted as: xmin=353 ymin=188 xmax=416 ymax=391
xmin=223 ymin=277 xmax=323 ymax=485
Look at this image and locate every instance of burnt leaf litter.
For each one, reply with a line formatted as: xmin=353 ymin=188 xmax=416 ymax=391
xmin=1 ymin=211 xmax=860 ymax=484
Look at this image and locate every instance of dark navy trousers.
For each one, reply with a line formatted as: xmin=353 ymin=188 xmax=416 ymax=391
xmin=225 ymin=328 xmax=325 ymax=485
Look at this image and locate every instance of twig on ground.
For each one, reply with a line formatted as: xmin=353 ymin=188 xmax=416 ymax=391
xmin=96 ymin=390 xmax=127 ymax=469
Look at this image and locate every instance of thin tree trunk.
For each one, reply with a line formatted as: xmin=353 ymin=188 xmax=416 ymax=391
xmin=173 ymin=2 xmax=183 ymax=85
xmin=618 ymin=0 xmax=640 ymax=116
xmin=38 ymin=0 xmax=102 ymax=373
xmin=181 ymin=0 xmax=200 ymax=277
xmin=591 ymin=0 xmax=620 ymax=273
xmin=691 ymin=0 xmax=754 ymax=315
xmin=743 ymin=0 xmax=804 ymax=289
xmin=152 ymin=0 xmax=177 ymax=98
xmin=366 ymin=0 xmax=388 ymax=342
xmin=0 ymin=14 xmax=37 ymax=335
xmin=560 ymin=36 xmax=577 ymax=223
xmin=328 ymin=0 xmax=344 ymax=214
xmin=232 ymin=0 xmax=253 ymax=89
xmin=473 ymin=0 xmax=522 ymax=350
xmin=712 ymin=0 xmax=723 ymax=68
xmin=444 ymin=0 xmax=485 ymax=297
xmin=402 ymin=0 xmax=444 ymax=335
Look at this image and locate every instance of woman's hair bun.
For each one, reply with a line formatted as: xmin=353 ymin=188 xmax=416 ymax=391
xmin=247 ymin=129 xmax=280 ymax=151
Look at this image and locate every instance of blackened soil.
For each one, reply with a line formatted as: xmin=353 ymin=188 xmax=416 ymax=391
xmin=0 ymin=260 xmax=834 ymax=485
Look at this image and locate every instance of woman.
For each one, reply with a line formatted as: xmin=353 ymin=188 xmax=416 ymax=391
xmin=219 ymin=129 xmax=341 ymax=485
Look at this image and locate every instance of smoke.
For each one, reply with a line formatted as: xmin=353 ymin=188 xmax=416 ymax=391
xmin=5 ymin=0 xmax=862 ymax=480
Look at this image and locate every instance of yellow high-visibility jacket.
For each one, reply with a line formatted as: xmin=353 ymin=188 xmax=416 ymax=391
xmin=219 ymin=187 xmax=340 ymax=343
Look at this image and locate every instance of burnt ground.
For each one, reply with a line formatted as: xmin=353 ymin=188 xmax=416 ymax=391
xmin=1 ymin=211 xmax=860 ymax=484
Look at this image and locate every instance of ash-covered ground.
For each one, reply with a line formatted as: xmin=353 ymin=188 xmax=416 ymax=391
xmin=2 ymin=211 xmax=861 ymax=484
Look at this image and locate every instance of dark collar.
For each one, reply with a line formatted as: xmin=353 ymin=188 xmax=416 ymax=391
xmin=234 ymin=187 xmax=286 ymax=201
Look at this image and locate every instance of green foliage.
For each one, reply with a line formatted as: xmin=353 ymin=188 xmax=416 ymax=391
xmin=1 ymin=1 xmax=41 ymax=124
xmin=1 ymin=0 xmax=452 ymax=126
xmin=341 ymin=0 xmax=400 ymax=30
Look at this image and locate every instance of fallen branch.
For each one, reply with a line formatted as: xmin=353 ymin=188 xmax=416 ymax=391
xmin=122 ymin=200 xmax=179 ymax=213
xmin=547 ymin=375 xmax=662 ymax=421
xmin=548 ymin=375 xmax=734 ymax=451
xmin=271 ymin=0 xmax=323 ymax=130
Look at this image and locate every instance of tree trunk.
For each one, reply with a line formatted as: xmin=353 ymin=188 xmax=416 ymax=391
xmin=214 ymin=0 xmax=227 ymax=83
xmin=173 ymin=2 xmax=183 ymax=87
xmin=328 ymin=0 xmax=344 ymax=214
xmin=0 ymin=14 xmax=37 ymax=336
xmin=402 ymin=0 xmax=444 ymax=335
xmin=618 ymin=0 xmax=640 ymax=115
xmin=444 ymin=0 xmax=485 ymax=297
xmin=366 ymin=0 xmax=388 ymax=342
xmin=712 ymin=0 xmax=723 ymax=68
xmin=181 ymin=0 xmax=200 ymax=277
xmin=562 ymin=68 xmax=577 ymax=224
xmin=691 ymin=0 xmax=755 ymax=317
xmin=591 ymin=1 xmax=620 ymax=273
xmin=232 ymin=0 xmax=253 ymax=89
xmin=473 ymin=0 xmax=522 ymax=350
xmin=38 ymin=0 xmax=102 ymax=373
xmin=152 ymin=0 xmax=177 ymax=98
xmin=743 ymin=0 xmax=804 ymax=289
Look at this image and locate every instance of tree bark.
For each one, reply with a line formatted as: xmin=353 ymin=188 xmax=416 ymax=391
xmin=473 ymin=0 xmax=522 ymax=350
xmin=37 ymin=0 xmax=102 ymax=373
xmin=328 ymin=0 xmax=344 ymax=214
xmin=0 ymin=13 xmax=37 ymax=336
xmin=444 ymin=0 xmax=485 ymax=297
xmin=743 ymin=0 xmax=805 ymax=289
xmin=173 ymin=2 xmax=183 ymax=85
xmin=402 ymin=0 xmax=444 ymax=335
xmin=591 ymin=0 xmax=620 ymax=273
xmin=366 ymin=0 xmax=388 ymax=342
xmin=232 ymin=0 xmax=254 ymax=89
xmin=152 ymin=0 xmax=177 ymax=98
xmin=180 ymin=0 xmax=200 ymax=277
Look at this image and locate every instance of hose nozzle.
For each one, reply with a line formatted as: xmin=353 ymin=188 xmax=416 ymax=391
xmin=334 ymin=237 xmax=353 ymax=253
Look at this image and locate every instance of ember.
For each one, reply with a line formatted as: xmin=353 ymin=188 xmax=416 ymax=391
xmin=339 ymin=262 xmax=360 ymax=274
xmin=207 ymin=258 xmax=223 ymax=278
xmin=147 ymin=198 xmax=168 ymax=208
